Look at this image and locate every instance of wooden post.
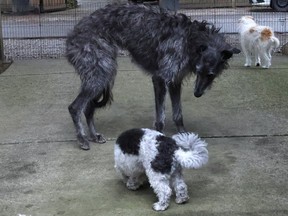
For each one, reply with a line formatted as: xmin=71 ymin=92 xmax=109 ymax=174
xmin=232 ymin=0 xmax=236 ymax=8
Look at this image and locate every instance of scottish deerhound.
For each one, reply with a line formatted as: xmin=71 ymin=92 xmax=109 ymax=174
xmin=66 ymin=3 xmax=240 ymax=150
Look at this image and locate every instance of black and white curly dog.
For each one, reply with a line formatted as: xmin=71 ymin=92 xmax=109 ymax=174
xmin=114 ymin=128 xmax=208 ymax=211
xmin=66 ymin=3 xmax=240 ymax=150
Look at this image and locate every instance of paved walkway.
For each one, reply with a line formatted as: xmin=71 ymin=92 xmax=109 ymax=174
xmin=0 ymin=56 xmax=288 ymax=216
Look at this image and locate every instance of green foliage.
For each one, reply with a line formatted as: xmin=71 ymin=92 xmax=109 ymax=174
xmin=66 ymin=0 xmax=78 ymax=9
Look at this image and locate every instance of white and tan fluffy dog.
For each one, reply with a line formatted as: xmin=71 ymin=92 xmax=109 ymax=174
xmin=114 ymin=128 xmax=208 ymax=211
xmin=238 ymin=16 xmax=280 ymax=68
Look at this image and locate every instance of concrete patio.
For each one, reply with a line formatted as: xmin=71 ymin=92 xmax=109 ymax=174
xmin=0 ymin=56 xmax=288 ymax=216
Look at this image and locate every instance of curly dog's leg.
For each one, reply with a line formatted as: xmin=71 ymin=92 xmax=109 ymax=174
xmin=171 ymin=170 xmax=189 ymax=204
xmin=147 ymin=171 xmax=172 ymax=211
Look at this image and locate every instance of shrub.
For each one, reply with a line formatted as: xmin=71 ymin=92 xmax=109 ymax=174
xmin=66 ymin=0 xmax=78 ymax=9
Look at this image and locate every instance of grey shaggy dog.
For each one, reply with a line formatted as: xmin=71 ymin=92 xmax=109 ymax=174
xmin=66 ymin=3 xmax=240 ymax=150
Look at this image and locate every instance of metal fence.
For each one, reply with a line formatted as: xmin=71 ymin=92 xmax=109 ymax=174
xmin=1 ymin=0 xmax=287 ymax=60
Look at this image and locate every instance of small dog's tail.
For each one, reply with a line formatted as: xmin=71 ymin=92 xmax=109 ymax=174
xmin=270 ymin=36 xmax=280 ymax=50
xmin=260 ymin=27 xmax=273 ymax=41
xmin=172 ymin=133 xmax=208 ymax=169
xmin=260 ymin=27 xmax=280 ymax=51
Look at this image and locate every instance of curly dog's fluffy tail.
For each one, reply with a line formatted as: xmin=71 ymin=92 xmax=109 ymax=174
xmin=270 ymin=36 xmax=280 ymax=51
xmin=172 ymin=133 xmax=208 ymax=169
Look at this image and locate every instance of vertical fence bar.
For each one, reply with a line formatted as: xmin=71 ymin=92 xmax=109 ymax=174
xmin=0 ymin=3 xmax=5 ymax=63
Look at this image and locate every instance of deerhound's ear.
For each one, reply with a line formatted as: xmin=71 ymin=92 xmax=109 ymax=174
xmin=221 ymin=48 xmax=241 ymax=60
xmin=197 ymin=45 xmax=208 ymax=54
xmin=221 ymin=50 xmax=231 ymax=60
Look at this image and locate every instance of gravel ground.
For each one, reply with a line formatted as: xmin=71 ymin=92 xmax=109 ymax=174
xmin=3 ymin=38 xmax=132 ymax=60
xmin=4 ymin=38 xmax=66 ymax=60
xmin=4 ymin=33 xmax=286 ymax=60
xmin=0 ymin=62 xmax=11 ymax=74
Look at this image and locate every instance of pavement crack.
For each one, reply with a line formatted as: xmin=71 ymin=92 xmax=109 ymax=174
xmin=202 ymin=134 xmax=288 ymax=139
xmin=0 ymin=134 xmax=287 ymax=146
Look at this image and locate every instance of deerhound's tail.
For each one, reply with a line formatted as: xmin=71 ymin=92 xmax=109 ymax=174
xmin=95 ymin=88 xmax=113 ymax=108
xmin=172 ymin=133 xmax=208 ymax=169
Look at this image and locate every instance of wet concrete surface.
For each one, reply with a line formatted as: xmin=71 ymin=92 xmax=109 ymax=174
xmin=0 ymin=56 xmax=288 ymax=216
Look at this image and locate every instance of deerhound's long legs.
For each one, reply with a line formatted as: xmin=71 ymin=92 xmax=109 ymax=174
xmin=152 ymin=75 xmax=167 ymax=132
xmin=69 ymin=90 xmax=103 ymax=150
xmin=84 ymin=98 xmax=106 ymax=144
xmin=69 ymin=91 xmax=90 ymax=150
xmin=168 ymin=82 xmax=186 ymax=133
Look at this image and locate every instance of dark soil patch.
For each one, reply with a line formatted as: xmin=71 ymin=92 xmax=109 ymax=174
xmin=0 ymin=62 xmax=12 ymax=75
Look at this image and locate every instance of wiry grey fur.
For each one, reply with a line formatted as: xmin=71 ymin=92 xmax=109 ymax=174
xmin=66 ymin=3 xmax=240 ymax=150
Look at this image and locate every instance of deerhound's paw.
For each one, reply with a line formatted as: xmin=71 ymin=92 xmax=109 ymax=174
xmin=76 ymin=134 xmax=90 ymax=150
xmin=152 ymin=202 xmax=169 ymax=211
xmin=90 ymin=133 xmax=106 ymax=144
xmin=78 ymin=138 xmax=90 ymax=150
xmin=175 ymin=195 xmax=189 ymax=204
